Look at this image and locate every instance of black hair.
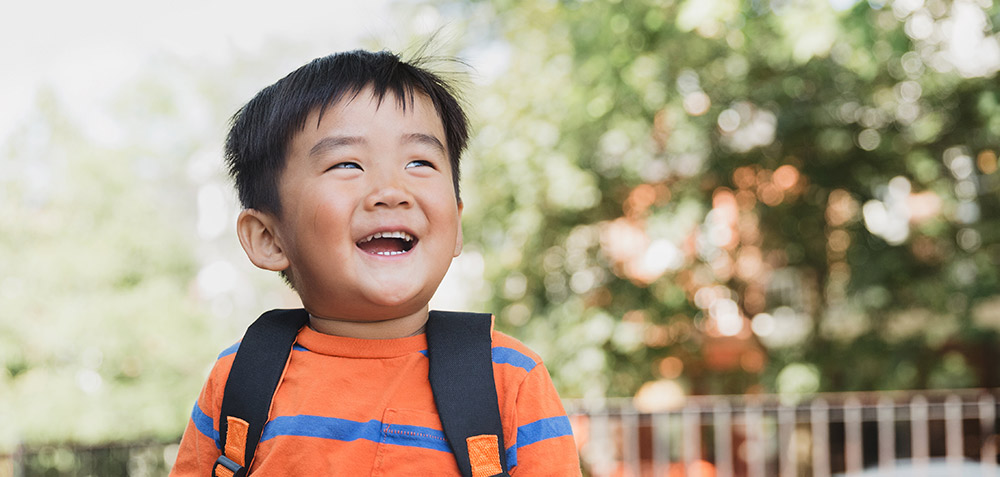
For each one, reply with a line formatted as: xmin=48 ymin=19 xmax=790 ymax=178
xmin=224 ymin=49 xmax=469 ymax=216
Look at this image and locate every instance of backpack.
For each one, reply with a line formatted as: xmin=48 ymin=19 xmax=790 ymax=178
xmin=210 ymin=308 xmax=511 ymax=477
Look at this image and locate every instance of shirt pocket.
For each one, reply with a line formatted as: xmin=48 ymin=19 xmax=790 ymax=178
xmin=371 ymin=408 xmax=461 ymax=477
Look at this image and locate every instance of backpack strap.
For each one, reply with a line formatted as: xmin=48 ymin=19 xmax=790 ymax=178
xmin=213 ymin=308 xmax=308 ymax=477
xmin=426 ymin=310 xmax=510 ymax=477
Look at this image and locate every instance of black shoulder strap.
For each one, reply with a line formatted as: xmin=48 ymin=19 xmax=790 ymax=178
xmin=426 ymin=310 xmax=510 ymax=477
xmin=215 ymin=308 xmax=308 ymax=477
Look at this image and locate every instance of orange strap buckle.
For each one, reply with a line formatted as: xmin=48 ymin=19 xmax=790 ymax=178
xmin=213 ymin=416 xmax=250 ymax=477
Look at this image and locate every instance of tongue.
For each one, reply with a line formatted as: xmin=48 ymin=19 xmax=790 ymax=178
xmin=358 ymin=238 xmax=408 ymax=254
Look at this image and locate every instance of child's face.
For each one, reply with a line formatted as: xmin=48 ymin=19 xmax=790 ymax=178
xmin=272 ymin=88 xmax=463 ymax=322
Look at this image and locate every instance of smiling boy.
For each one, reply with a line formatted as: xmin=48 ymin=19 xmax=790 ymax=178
xmin=170 ymin=50 xmax=581 ymax=475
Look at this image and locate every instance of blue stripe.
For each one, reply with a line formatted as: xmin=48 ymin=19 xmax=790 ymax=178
xmin=262 ymin=415 xmax=382 ymax=443
xmin=217 ymin=342 xmax=240 ymax=360
xmin=190 ymin=402 xmax=220 ymax=448
xmin=517 ymin=415 xmax=574 ymax=448
xmin=419 ymin=347 xmax=536 ymax=372
xmin=260 ymin=415 xmax=451 ymax=453
xmin=382 ymin=423 xmax=451 ymax=452
xmin=216 ymin=342 xmax=309 ymax=360
xmin=506 ymin=445 xmax=518 ymax=468
xmin=492 ymin=347 xmax=537 ymax=372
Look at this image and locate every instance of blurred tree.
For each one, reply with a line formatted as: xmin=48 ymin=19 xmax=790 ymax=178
xmin=453 ymin=0 xmax=1000 ymax=399
xmin=0 ymin=54 xmax=252 ymax=448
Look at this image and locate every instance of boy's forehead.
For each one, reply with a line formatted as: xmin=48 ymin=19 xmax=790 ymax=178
xmin=310 ymin=86 xmax=443 ymax=128
xmin=290 ymin=87 xmax=448 ymax=154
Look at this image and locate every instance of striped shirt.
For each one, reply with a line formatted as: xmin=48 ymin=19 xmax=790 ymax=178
xmin=170 ymin=322 xmax=581 ymax=476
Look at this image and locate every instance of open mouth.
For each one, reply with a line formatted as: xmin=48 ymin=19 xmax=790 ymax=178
xmin=356 ymin=231 xmax=416 ymax=256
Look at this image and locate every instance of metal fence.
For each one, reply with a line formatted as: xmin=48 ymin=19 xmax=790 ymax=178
xmin=0 ymin=441 xmax=175 ymax=477
xmin=4 ymin=389 xmax=998 ymax=476
xmin=567 ymin=389 xmax=1000 ymax=477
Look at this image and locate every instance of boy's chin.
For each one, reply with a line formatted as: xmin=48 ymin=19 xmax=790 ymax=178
xmin=294 ymin=275 xmax=444 ymax=319
xmin=304 ymin=295 xmax=431 ymax=322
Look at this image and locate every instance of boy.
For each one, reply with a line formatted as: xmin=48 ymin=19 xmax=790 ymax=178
xmin=170 ymin=50 xmax=581 ymax=475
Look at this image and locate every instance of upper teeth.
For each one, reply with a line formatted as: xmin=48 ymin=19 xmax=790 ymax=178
xmin=359 ymin=231 xmax=414 ymax=243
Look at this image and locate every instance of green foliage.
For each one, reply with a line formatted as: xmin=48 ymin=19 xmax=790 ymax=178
xmin=454 ymin=0 xmax=1000 ymax=398
xmin=0 ymin=66 xmax=235 ymax=448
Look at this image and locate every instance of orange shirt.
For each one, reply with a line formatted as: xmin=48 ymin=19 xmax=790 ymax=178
xmin=170 ymin=323 xmax=581 ymax=476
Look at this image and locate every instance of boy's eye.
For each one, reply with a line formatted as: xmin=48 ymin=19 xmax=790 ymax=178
xmin=328 ymin=162 xmax=362 ymax=171
xmin=406 ymin=160 xmax=434 ymax=169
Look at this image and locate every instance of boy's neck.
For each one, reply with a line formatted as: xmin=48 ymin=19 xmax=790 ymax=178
xmin=306 ymin=306 xmax=429 ymax=339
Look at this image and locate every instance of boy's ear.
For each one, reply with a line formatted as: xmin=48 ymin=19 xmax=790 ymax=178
xmin=236 ymin=209 xmax=291 ymax=272
xmin=453 ymin=201 xmax=464 ymax=257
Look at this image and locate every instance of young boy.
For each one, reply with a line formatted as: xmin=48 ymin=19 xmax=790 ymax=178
xmin=170 ymin=50 xmax=581 ymax=475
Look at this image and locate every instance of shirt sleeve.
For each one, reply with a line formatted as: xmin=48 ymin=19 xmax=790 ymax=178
xmin=508 ymin=362 xmax=582 ymax=476
xmin=169 ymin=360 xmax=226 ymax=476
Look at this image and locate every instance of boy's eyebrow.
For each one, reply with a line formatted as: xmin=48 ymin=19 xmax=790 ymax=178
xmin=309 ymin=135 xmax=365 ymax=157
xmin=401 ymin=133 xmax=446 ymax=156
xmin=308 ymin=133 xmax=446 ymax=157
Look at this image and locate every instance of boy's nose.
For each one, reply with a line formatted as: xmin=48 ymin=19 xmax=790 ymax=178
xmin=365 ymin=177 xmax=412 ymax=209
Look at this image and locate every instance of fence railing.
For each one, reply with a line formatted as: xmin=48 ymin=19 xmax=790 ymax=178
xmin=0 ymin=441 xmax=175 ymax=477
xmin=4 ymin=389 xmax=998 ymax=476
xmin=566 ymin=389 xmax=1000 ymax=477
